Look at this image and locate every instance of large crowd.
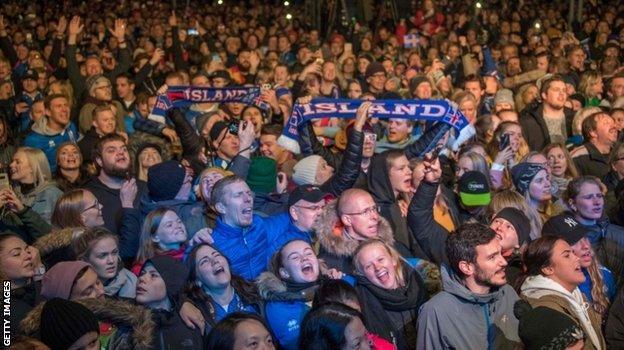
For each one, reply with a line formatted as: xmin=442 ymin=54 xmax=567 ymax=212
xmin=1 ymin=0 xmax=624 ymax=349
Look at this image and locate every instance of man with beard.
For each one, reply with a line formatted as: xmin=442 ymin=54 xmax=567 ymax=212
xmin=571 ymin=112 xmax=619 ymax=177
xmin=520 ymin=75 xmax=575 ymax=151
xmin=417 ymin=223 xmax=521 ymax=349
xmin=84 ymin=134 xmax=146 ymax=234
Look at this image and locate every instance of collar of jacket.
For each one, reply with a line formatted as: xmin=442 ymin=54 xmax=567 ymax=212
xmin=215 ymin=215 xmax=256 ymax=237
xmin=440 ymin=264 xmax=504 ymax=305
xmin=585 ymin=142 xmax=610 ymax=162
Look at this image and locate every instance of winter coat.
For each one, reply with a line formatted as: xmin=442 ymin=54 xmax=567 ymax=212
xmin=33 ymin=227 xmax=78 ymax=269
xmin=0 ymin=206 xmax=51 ymax=244
xmin=21 ymin=297 xmax=154 ymax=350
xmin=23 ymin=117 xmax=79 ymax=172
xmin=571 ymin=142 xmax=611 ymax=178
xmin=77 ymin=127 xmax=103 ymax=163
xmin=606 ymin=288 xmax=624 ymax=348
xmin=581 ymin=219 xmax=624 ymax=289
xmin=83 ymin=176 xmax=148 ymax=234
xmin=416 ymin=266 xmax=521 ymax=350
xmin=519 ymin=102 xmax=575 ymax=152
xmin=104 ymin=268 xmax=137 ymax=299
xmin=368 ymin=151 xmax=426 ymax=259
xmin=355 ymin=264 xmax=427 ymax=350
xmin=521 ymin=275 xmax=605 ymax=350
xmin=257 ymin=272 xmax=320 ymax=350
xmin=17 ymin=181 xmax=63 ymax=224
xmin=266 ymin=212 xmax=313 ymax=259
xmin=315 ymin=200 xmax=400 ymax=274
xmin=406 ymin=181 xmax=457 ymax=265
xmin=212 ymin=214 xmax=291 ymax=280
xmin=145 ymin=256 xmax=204 ymax=349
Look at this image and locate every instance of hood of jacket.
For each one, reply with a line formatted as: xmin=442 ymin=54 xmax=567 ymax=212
xmin=104 ymin=268 xmax=137 ymax=299
xmin=33 ymin=228 xmax=78 ymax=258
xmin=367 ymin=151 xmax=397 ymax=204
xmin=21 ymin=297 xmax=155 ymax=350
xmin=440 ymin=264 xmax=505 ymax=305
xmin=521 ymin=274 xmax=602 ymax=350
xmin=315 ymin=200 xmax=395 ymax=257
xmin=256 ymin=271 xmax=319 ymax=302
xmin=31 ymin=116 xmax=71 ymax=136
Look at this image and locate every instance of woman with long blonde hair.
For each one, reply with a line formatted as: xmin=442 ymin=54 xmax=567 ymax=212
xmin=7 ymin=147 xmax=62 ymax=223
xmin=543 ymin=142 xmax=579 ymax=198
xmin=578 ymin=70 xmax=604 ymax=107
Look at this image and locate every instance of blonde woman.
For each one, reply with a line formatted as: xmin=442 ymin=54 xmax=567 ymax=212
xmin=487 ymin=121 xmax=530 ymax=190
xmin=9 ymin=147 xmax=62 ymax=223
xmin=353 ymin=239 xmax=426 ymax=349
xmin=578 ymin=70 xmax=604 ymax=107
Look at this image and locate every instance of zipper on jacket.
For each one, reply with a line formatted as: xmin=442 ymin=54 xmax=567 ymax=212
xmin=483 ymin=304 xmax=493 ymax=350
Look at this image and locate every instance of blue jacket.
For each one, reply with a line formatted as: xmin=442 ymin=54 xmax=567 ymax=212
xmin=24 ymin=118 xmax=79 ymax=172
xmin=266 ymin=212 xmax=312 ymax=258
xmin=212 ymin=214 xmax=291 ymax=280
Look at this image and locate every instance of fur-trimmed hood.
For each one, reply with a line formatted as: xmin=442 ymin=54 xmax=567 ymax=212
xmin=315 ymin=200 xmax=395 ymax=257
xmin=33 ymin=228 xmax=83 ymax=258
xmin=256 ymin=272 xmax=319 ymax=302
xmin=20 ymin=297 xmax=154 ymax=350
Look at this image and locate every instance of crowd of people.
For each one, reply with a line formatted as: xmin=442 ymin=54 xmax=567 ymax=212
xmin=1 ymin=0 xmax=624 ymax=349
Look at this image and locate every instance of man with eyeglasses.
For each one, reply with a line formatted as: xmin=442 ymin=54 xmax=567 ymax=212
xmin=520 ymin=75 xmax=575 ymax=151
xmin=315 ymin=188 xmax=398 ymax=274
xmin=365 ymin=62 xmax=387 ymax=97
xmin=78 ymin=74 xmax=126 ymax=134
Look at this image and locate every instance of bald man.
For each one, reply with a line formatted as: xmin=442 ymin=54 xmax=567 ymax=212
xmin=314 ymin=188 xmax=399 ymax=273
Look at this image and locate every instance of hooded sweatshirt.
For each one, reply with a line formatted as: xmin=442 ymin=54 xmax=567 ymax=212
xmin=417 ymin=266 xmax=520 ymax=350
xmin=367 ymin=151 xmax=426 ymax=259
xmin=521 ymin=275 xmax=604 ymax=350
xmin=24 ymin=117 xmax=78 ymax=172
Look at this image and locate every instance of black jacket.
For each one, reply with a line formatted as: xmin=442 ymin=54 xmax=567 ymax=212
xmin=150 ymin=309 xmax=204 ymax=350
xmin=355 ymin=265 xmax=427 ymax=350
xmin=83 ymin=176 xmax=148 ymax=234
xmin=317 ymin=124 xmax=364 ymax=197
xmin=606 ymin=288 xmax=624 ymax=349
xmin=572 ymin=142 xmax=612 ymax=178
xmin=77 ymin=128 xmax=103 ymax=163
xmin=368 ymin=151 xmax=426 ymax=259
xmin=519 ymin=102 xmax=575 ymax=152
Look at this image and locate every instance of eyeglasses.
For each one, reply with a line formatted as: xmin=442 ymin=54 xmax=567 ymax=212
xmin=364 ymin=133 xmax=377 ymax=142
xmin=294 ymin=204 xmax=325 ymax=211
xmin=95 ymin=84 xmax=112 ymax=90
xmin=343 ymin=205 xmax=380 ymax=217
xmin=82 ymin=199 xmax=101 ymax=213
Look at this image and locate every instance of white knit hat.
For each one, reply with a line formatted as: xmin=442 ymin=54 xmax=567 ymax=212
xmin=292 ymin=155 xmax=322 ymax=185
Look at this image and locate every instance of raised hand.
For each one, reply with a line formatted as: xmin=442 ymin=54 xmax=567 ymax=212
xmin=68 ymin=16 xmax=84 ymax=36
xmin=119 ymin=178 xmax=138 ymax=208
xmin=111 ymin=19 xmax=127 ymax=42
xmin=354 ymin=101 xmax=372 ymax=132
xmin=168 ymin=11 xmax=178 ymax=27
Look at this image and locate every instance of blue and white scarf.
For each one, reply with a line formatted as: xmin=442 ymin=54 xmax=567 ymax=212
xmin=150 ymin=86 xmax=270 ymax=120
xmin=277 ymin=98 xmax=468 ymax=154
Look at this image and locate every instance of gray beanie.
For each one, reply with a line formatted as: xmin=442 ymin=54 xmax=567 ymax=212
xmin=293 ymin=155 xmax=322 ymax=185
xmin=494 ymin=89 xmax=515 ymax=109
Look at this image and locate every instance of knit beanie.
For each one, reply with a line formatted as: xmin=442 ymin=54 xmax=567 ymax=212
xmin=40 ymin=298 xmax=100 ymax=350
xmin=494 ymin=89 xmax=515 ymax=109
xmin=292 ymin=155 xmax=322 ymax=185
xmin=85 ymin=74 xmax=111 ymax=96
xmin=148 ymin=160 xmax=187 ymax=202
xmin=510 ymin=162 xmax=545 ymax=195
xmin=493 ymin=207 xmax=531 ymax=247
xmin=515 ymin=300 xmax=584 ymax=350
xmin=409 ymin=75 xmax=431 ymax=93
xmin=246 ymin=157 xmax=277 ymax=194
xmin=142 ymin=256 xmax=189 ymax=305
xmin=41 ymin=261 xmax=91 ymax=300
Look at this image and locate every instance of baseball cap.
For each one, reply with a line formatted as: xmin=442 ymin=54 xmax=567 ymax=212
xmin=288 ymin=184 xmax=330 ymax=208
xmin=542 ymin=214 xmax=588 ymax=245
xmin=459 ymin=171 xmax=491 ymax=206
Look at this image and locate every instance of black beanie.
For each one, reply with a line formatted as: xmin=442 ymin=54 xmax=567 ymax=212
xmin=515 ymin=300 xmax=584 ymax=350
xmin=40 ymin=298 xmax=100 ymax=350
xmin=147 ymin=160 xmax=187 ymax=202
xmin=493 ymin=207 xmax=531 ymax=246
xmin=143 ymin=255 xmax=189 ymax=306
